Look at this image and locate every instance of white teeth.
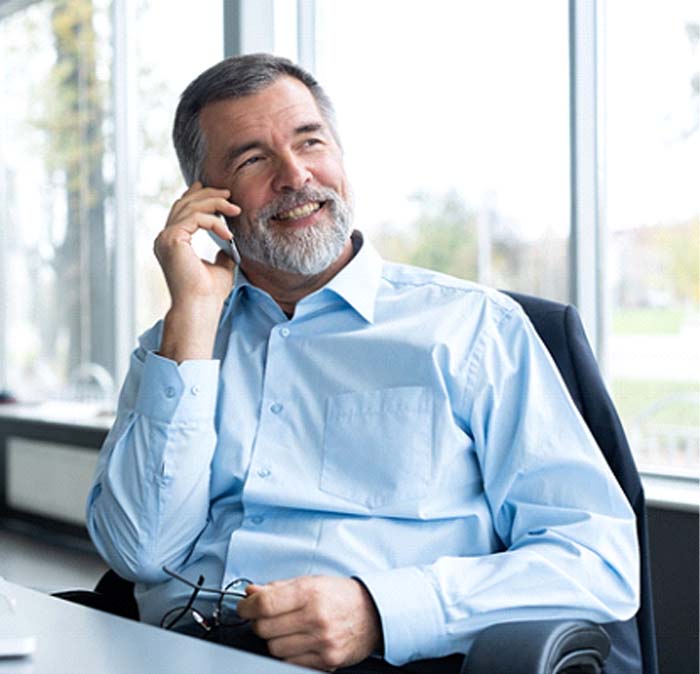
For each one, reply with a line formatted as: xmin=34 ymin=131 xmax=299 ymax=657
xmin=275 ymin=202 xmax=321 ymax=221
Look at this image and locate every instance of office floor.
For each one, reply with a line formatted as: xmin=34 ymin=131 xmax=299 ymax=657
xmin=0 ymin=527 xmax=107 ymax=594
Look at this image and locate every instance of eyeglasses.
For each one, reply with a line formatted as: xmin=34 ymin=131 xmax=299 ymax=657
xmin=159 ymin=566 xmax=253 ymax=633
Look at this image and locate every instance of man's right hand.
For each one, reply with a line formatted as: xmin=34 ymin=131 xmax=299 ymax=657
xmin=154 ymin=181 xmax=241 ymax=363
xmin=155 ymin=181 xmax=241 ymax=306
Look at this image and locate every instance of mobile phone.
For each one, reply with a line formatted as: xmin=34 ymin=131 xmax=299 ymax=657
xmin=209 ymin=213 xmax=241 ymax=265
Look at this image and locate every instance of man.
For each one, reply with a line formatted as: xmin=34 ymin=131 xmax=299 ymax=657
xmin=87 ymin=54 xmax=639 ymax=673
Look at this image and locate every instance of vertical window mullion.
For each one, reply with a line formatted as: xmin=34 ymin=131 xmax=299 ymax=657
xmin=569 ymin=0 xmax=603 ymax=361
xmin=112 ymin=0 xmax=136 ymax=388
xmin=297 ymin=0 xmax=316 ymax=72
xmin=224 ymin=0 xmax=242 ymax=56
xmin=0 ymin=134 xmax=6 ymax=391
xmin=225 ymin=0 xmax=275 ymax=57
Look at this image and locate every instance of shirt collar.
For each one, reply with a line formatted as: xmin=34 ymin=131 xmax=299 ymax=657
xmin=322 ymin=230 xmax=382 ymax=324
xmin=223 ymin=229 xmax=383 ymax=324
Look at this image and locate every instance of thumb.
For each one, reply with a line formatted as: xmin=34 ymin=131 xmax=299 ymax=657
xmin=213 ymin=248 xmax=236 ymax=271
xmin=245 ymin=583 xmax=265 ymax=596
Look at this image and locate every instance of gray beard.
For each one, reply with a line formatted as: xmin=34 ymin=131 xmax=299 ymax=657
xmin=235 ymin=186 xmax=353 ymax=275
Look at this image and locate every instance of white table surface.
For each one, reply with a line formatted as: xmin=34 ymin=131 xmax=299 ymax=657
xmin=0 ymin=580 xmax=313 ymax=674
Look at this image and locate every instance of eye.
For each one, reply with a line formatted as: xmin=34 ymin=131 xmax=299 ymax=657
xmin=303 ymin=138 xmax=323 ymax=148
xmin=239 ymin=155 xmax=264 ymax=170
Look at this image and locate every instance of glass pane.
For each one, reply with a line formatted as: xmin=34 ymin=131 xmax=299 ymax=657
xmin=132 ymin=0 xmax=223 ymax=334
xmin=0 ymin=0 xmax=223 ymax=404
xmin=602 ymin=1 xmax=700 ymax=475
xmin=314 ymin=1 xmax=570 ymax=299
xmin=0 ymin=0 xmax=115 ymax=401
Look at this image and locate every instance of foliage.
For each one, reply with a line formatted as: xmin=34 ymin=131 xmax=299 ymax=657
xmin=372 ymin=190 xmax=569 ymax=302
xmin=612 ymin=378 xmax=700 ymax=428
xmin=660 ymin=217 xmax=700 ymax=305
xmin=374 ymin=189 xmax=478 ymax=281
xmin=613 ymin=308 xmax=687 ymax=335
xmin=27 ymin=0 xmax=114 ymax=376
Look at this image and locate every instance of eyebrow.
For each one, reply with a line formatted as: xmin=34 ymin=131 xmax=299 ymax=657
xmin=222 ymin=121 xmax=327 ymax=170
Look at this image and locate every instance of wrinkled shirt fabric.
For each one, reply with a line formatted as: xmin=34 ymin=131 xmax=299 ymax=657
xmin=87 ymin=233 xmax=639 ymax=665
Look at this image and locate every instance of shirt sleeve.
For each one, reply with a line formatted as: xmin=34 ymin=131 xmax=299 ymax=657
xmin=358 ymin=304 xmax=640 ymax=665
xmin=86 ymin=322 xmax=220 ymax=583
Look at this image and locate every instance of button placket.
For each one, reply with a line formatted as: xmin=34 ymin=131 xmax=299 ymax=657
xmin=242 ymin=323 xmax=289 ymax=509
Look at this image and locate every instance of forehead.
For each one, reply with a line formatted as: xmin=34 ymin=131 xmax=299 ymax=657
xmin=199 ymin=76 xmax=325 ymax=143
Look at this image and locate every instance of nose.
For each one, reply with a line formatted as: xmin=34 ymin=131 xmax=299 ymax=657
xmin=272 ymin=152 xmax=312 ymax=193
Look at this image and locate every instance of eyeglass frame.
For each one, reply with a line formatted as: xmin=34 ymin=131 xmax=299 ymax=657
xmin=159 ymin=565 xmax=254 ymax=633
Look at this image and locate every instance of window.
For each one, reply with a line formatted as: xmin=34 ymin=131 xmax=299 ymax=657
xmin=601 ymin=0 xmax=700 ymax=475
xmin=131 ymin=0 xmax=223 ymax=334
xmin=313 ymin=1 xmax=571 ymax=299
xmin=0 ymin=0 xmax=222 ymax=402
xmin=1 ymin=0 xmax=697 ymax=482
xmin=1 ymin=0 xmax=115 ymax=401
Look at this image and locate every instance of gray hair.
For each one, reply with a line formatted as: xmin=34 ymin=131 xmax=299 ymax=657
xmin=172 ymin=53 xmax=340 ymax=185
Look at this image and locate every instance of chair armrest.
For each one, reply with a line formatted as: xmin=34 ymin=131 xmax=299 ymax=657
xmin=51 ymin=590 xmax=139 ymax=620
xmin=461 ymin=620 xmax=610 ymax=674
xmin=53 ymin=573 xmax=139 ymax=621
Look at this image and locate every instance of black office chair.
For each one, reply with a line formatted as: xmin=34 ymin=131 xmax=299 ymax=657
xmin=56 ymin=292 xmax=657 ymax=674
xmin=503 ymin=291 xmax=657 ymax=674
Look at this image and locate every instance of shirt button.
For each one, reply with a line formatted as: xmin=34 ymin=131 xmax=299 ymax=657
xmin=190 ymin=385 xmax=201 ymax=396
xmin=257 ymin=468 xmax=271 ymax=478
xmin=270 ymin=402 xmax=283 ymax=414
xmin=164 ymin=386 xmax=176 ymax=399
xmin=280 ymin=327 xmax=290 ymax=338
xmin=251 ymin=516 xmax=264 ymax=525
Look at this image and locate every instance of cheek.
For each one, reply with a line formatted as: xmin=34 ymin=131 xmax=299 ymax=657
xmin=233 ymin=211 xmax=258 ymax=236
xmin=317 ymin=161 xmax=348 ymax=200
xmin=230 ymin=181 xmax=268 ymax=219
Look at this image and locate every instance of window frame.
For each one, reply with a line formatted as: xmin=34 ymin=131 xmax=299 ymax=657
xmin=228 ymin=0 xmax=697 ymax=499
xmin=0 ymin=0 xmax=696 ymax=499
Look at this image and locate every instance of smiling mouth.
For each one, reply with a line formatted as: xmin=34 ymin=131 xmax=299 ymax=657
xmin=272 ymin=201 xmax=325 ymax=221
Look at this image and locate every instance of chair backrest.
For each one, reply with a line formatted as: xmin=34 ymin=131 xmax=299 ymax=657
xmin=506 ymin=290 xmax=658 ymax=674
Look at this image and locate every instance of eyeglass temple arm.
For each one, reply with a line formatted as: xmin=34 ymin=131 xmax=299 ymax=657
xmin=162 ymin=566 xmax=250 ymax=597
xmin=161 ymin=574 xmax=204 ymax=630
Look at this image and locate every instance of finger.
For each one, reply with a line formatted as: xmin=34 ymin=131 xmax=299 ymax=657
xmin=266 ymin=632 xmax=318 ymax=660
xmin=237 ymin=580 xmax=307 ymax=620
xmin=169 ymin=196 xmax=239 ymax=227
xmin=177 ymin=181 xmax=230 ymax=205
xmin=169 ymin=185 xmax=234 ymax=220
xmin=212 ymin=249 xmax=236 ymax=271
xmin=253 ymin=608 xmax=310 ymax=640
xmin=162 ymin=212 xmax=228 ymax=240
xmin=183 ymin=196 xmax=240 ymax=217
xmin=182 ymin=180 xmax=228 ymax=196
xmin=180 ymin=180 xmax=202 ymax=197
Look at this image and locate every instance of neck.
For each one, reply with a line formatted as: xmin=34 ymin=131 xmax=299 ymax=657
xmin=239 ymin=238 xmax=355 ymax=316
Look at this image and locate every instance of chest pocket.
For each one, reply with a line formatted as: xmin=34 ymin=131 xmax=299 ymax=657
xmin=320 ymin=386 xmax=433 ymax=510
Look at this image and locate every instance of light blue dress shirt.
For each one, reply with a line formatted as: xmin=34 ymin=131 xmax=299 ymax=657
xmin=87 ymin=233 xmax=639 ymax=665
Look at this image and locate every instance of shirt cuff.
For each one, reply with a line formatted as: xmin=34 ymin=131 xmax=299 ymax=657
xmin=357 ymin=566 xmax=446 ymax=665
xmin=134 ymin=351 xmax=220 ymax=423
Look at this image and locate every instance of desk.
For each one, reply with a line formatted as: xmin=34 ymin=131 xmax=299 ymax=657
xmin=0 ymin=580 xmax=312 ymax=673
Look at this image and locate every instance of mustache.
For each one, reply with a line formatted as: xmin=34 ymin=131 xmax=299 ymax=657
xmin=256 ymin=186 xmax=345 ymax=222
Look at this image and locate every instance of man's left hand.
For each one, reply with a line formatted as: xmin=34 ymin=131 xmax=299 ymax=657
xmin=236 ymin=575 xmax=382 ymax=671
